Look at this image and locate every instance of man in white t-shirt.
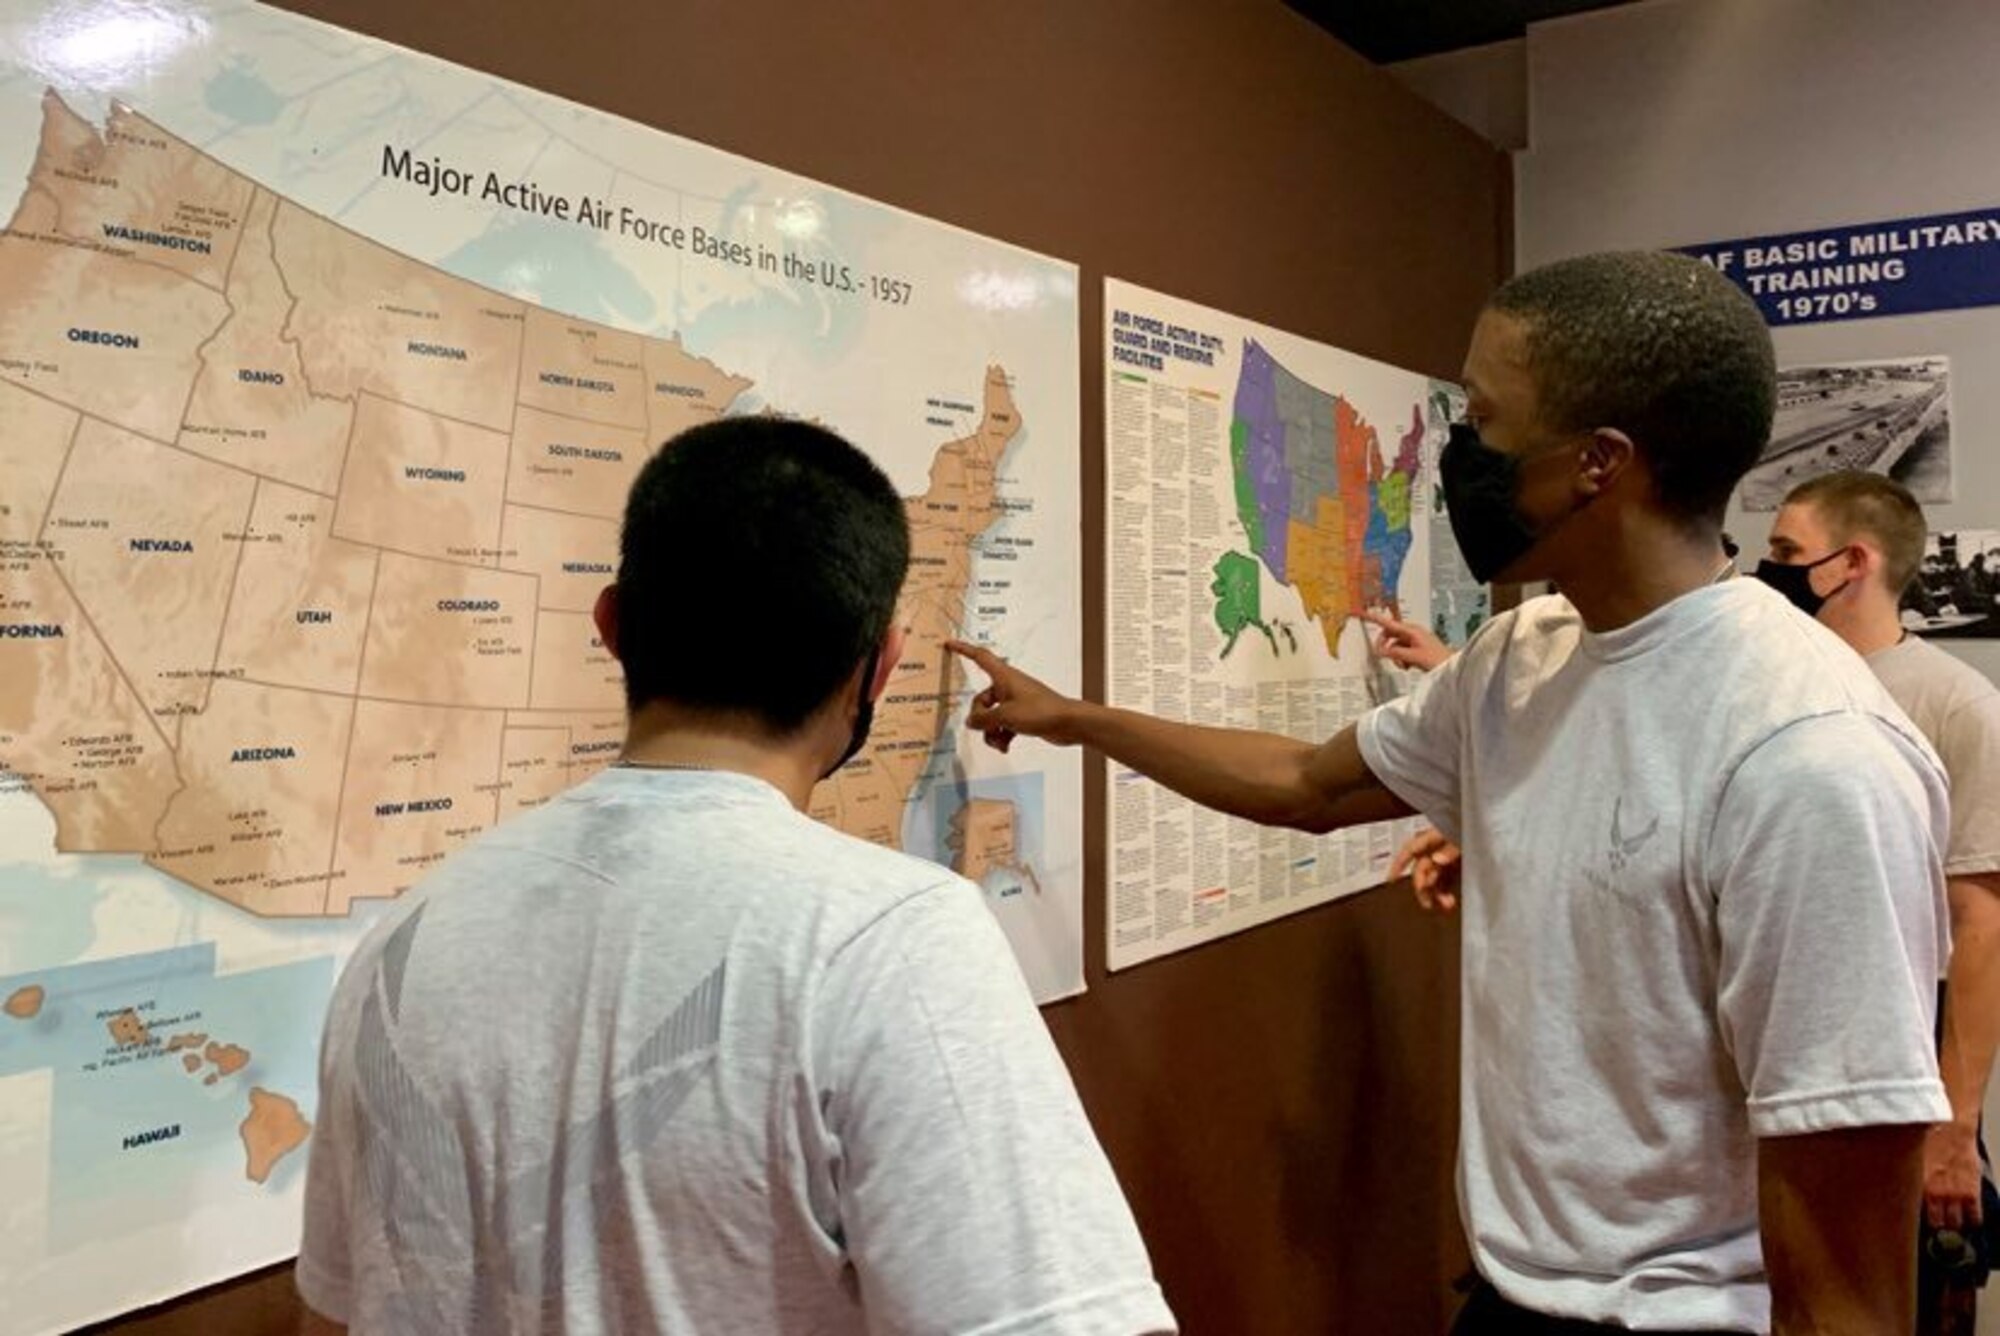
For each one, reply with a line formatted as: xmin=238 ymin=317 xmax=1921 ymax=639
xmin=1762 ymin=470 xmax=2000 ymax=1335
xmin=297 ymin=417 xmax=1174 ymax=1336
xmin=952 ymin=252 xmax=1950 ymax=1333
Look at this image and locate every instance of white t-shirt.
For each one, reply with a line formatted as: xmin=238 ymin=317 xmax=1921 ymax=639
xmin=1869 ymin=634 xmax=2000 ymax=876
xmin=298 ymin=768 xmax=1173 ymax=1336
xmin=1357 ymin=579 xmax=1951 ymax=1331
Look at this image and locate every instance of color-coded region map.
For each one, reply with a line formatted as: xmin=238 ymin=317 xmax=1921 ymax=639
xmin=1104 ymin=278 xmax=1437 ymax=971
xmin=1224 ymin=338 xmax=1421 ymax=656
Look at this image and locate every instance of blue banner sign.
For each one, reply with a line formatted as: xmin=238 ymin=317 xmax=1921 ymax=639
xmin=1679 ymin=207 xmax=2000 ymax=326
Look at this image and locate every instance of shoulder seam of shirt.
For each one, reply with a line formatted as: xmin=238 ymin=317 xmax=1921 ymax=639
xmin=821 ymin=874 xmax=970 ymax=969
xmin=468 ymin=840 xmax=623 ymax=889
xmin=1700 ymin=705 xmax=1911 ymax=891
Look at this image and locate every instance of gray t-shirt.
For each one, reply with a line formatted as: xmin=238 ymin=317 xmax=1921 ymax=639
xmin=1358 ymin=579 xmax=1950 ymax=1331
xmin=1869 ymin=634 xmax=2000 ymax=876
xmin=298 ymin=768 xmax=1172 ymax=1336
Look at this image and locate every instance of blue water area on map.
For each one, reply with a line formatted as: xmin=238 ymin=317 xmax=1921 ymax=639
xmin=203 ymin=63 xmax=284 ymax=126
xmin=442 ymin=215 xmax=659 ymax=329
xmin=0 ymin=943 xmax=332 ymax=1252
xmin=0 ymin=860 xmax=97 ymax=973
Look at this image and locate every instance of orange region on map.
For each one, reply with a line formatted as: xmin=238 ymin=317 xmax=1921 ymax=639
xmin=5 ymin=985 xmax=45 ymax=1019
xmin=505 ymin=406 xmax=651 ymax=520
xmin=949 ymin=799 xmax=1039 ymax=892
xmin=203 ymin=1041 xmax=250 ymax=1079
xmin=269 ymin=200 xmax=525 ymax=431
xmin=810 ymin=365 xmax=1017 ymax=846
xmin=498 ymin=727 xmax=576 ymax=818
xmin=0 ymin=385 xmax=184 ymax=854
xmin=357 ymin=551 xmax=535 ymax=707
xmin=0 ymin=108 xmax=230 ymax=440
xmin=165 ymin=1031 xmax=208 ymax=1052
xmin=150 ymin=677 xmax=354 ymax=914
xmin=0 ymin=379 xmax=76 ymax=543
xmin=644 ymin=335 xmax=754 ymax=446
xmin=106 ymin=1008 xmax=150 ymax=1047
xmin=1286 ymin=494 xmax=1356 ymax=656
xmin=516 ymin=308 xmax=648 ymax=430
xmin=496 ymin=505 xmax=618 ymax=611
xmin=528 ymin=610 xmax=625 ymax=710
xmin=40 ymin=417 xmax=258 ymax=722
xmin=212 ymin=482 xmax=378 ymax=695
xmin=331 ymin=394 xmax=510 ymax=563
xmin=0 ymin=556 xmax=182 ymax=852
xmin=179 ymin=188 xmax=355 ymax=494
xmin=329 ymin=700 xmax=505 ymax=912
xmin=27 ymin=93 xmax=254 ymax=290
xmin=506 ymin=709 xmax=626 ymax=786
xmin=239 ymin=1087 xmax=310 ymax=1185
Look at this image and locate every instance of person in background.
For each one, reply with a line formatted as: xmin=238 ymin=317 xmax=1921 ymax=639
xmin=952 ymin=251 xmax=1950 ymax=1335
xmin=1763 ymin=471 xmax=2000 ymax=1336
xmin=298 ymin=417 xmax=1174 ymax=1336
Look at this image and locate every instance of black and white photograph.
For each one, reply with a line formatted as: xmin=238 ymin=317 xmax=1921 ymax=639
xmin=1739 ymin=356 xmax=1953 ymax=510
xmin=1902 ymin=528 xmax=2000 ymax=638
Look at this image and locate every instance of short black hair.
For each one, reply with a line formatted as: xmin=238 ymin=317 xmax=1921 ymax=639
xmin=615 ymin=416 xmax=909 ymax=732
xmin=1488 ymin=251 xmax=1776 ymax=524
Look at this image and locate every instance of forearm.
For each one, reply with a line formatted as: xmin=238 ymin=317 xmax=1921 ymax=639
xmin=1067 ymin=703 xmax=1397 ymax=833
xmin=1761 ymin=1126 xmax=1925 ymax=1334
xmin=1941 ymin=877 xmax=2000 ymax=1126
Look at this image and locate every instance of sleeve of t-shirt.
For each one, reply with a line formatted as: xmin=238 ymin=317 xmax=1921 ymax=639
xmin=1709 ymin=712 xmax=1951 ymax=1138
xmin=294 ymin=972 xmax=361 ymax=1323
xmin=1355 ymin=644 xmax=1470 ymax=843
xmin=1939 ymin=691 xmax=2000 ymax=875
xmin=812 ymin=880 xmax=1176 ymax=1336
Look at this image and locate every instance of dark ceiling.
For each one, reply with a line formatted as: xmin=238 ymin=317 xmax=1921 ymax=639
xmin=1287 ymin=0 xmax=1637 ymax=62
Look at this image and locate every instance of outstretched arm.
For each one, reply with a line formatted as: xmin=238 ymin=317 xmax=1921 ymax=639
xmin=948 ymin=641 xmax=1409 ymax=833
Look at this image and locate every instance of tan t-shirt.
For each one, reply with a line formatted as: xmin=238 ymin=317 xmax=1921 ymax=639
xmin=1870 ymin=636 xmax=2000 ymax=876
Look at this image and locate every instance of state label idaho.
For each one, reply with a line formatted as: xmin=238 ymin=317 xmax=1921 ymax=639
xmin=0 ymin=91 xmax=1012 ymax=917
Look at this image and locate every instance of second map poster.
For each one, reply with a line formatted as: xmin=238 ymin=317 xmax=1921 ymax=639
xmin=1104 ymin=278 xmax=1450 ymax=970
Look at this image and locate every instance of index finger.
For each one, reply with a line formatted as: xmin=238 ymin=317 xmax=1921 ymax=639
xmin=944 ymin=639 xmax=1006 ymax=677
xmin=1359 ymin=607 xmax=1412 ymax=631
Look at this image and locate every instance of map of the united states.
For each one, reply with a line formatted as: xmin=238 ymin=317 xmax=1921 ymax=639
xmin=1213 ymin=338 xmax=1421 ymax=657
xmin=0 ymin=89 xmax=1018 ymax=917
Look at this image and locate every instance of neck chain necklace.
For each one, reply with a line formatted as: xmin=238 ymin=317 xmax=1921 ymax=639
xmin=614 ymin=757 xmax=716 ymax=772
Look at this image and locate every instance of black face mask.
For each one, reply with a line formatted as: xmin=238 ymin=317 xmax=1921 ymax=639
xmin=1752 ymin=550 xmax=1849 ymax=618
xmin=1439 ymin=422 xmax=1551 ymax=584
xmin=822 ymin=646 xmax=882 ymax=780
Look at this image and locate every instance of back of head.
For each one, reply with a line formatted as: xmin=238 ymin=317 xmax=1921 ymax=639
xmin=1489 ymin=251 xmax=1777 ymax=525
xmin=616 ymin=416 xmax=910 ymax=732
xmin=1784 ymin=470 xmax=1927 ymax=594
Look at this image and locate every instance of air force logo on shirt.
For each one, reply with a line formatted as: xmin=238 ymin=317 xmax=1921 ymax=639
xmin=1608 ymin=796 xmax=1661 ymax=873
xmin=1583 ymin=795 xmax=1666 ymax=896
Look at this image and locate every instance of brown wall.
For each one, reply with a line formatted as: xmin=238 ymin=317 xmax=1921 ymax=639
xmin=88 ymin=2 xmax=1505 ymax=1332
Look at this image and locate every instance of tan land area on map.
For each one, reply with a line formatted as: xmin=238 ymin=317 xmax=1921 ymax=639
xmin=5 ymin=985 xmax=45 ymax=1020
xmin=106 ymin=1008 xmax=150 ymax=1048
xmin=239 ymin=1087 xmax=310 ymax=1184
xmin=211 ymin=482 xmax=378 ymax=695
xmin=808 ymin=366 xmax=1018 ymax=846
xmin=0 ymin=89 xmax=1014 ymax=918
xmin=357 ymin=551 xmax=536 ymax=707
xmin=497 ymin=505 xmax=619 ymax=612
xmin=948 ymin=798 xmax=1043 ymax=893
